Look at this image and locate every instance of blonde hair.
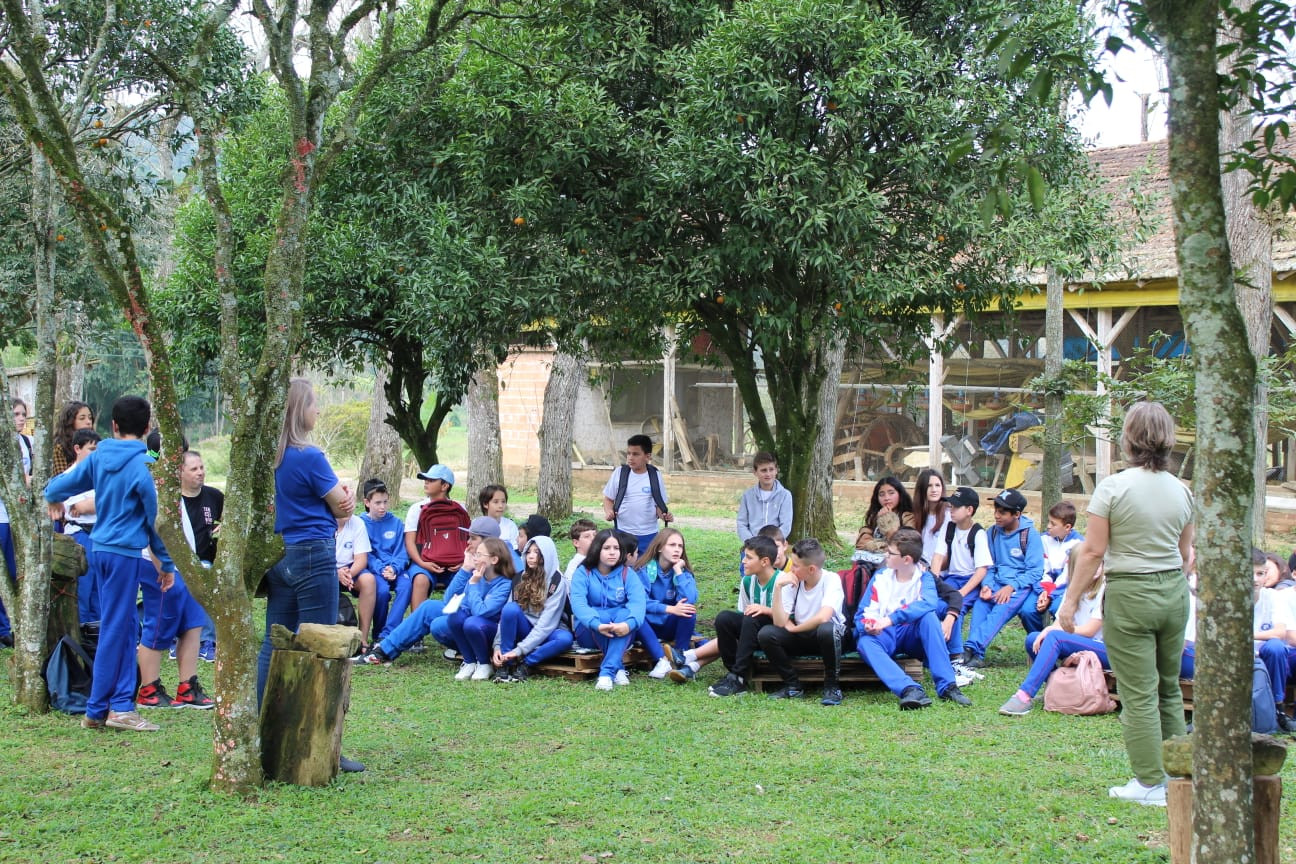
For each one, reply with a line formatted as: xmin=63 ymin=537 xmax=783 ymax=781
xmin=1120 ymin=401 xmax=1175 ymax=471
xmin=275 ymin=378 xmax=317 ymax=468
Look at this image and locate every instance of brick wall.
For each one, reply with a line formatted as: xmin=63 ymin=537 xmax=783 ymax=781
xmin=496 ymin=349 xmax=552 ymax=479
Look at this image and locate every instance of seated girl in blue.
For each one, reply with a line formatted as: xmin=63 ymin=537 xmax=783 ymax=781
xmin=449 ymin=537 xmax=516 ymax=681
xmin=492 ymin=535 xmax=574 ymax=681
xmin=633 ymin=528 xmax=698 ymax=680
xmin=998 ymin=567 xmax=1107 ymax=716
xmin=570 ymin=529 xmax=646 ymax=690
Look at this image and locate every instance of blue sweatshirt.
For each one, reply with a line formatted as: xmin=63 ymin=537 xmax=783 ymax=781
xmin=985 ymin=514 xmax=1045 ymax=592
xmin=362 ymin=511 xmax=409 ymax=576
xmin=855 ymin=568 xmax=940 ymax=632
xmin=463 ymin=571 xmax=513 ymax=620
xmin=44 ymin=438 xmax=175 ymax=572
xmin=637 ymin=559 xmax=699 ymax=628
xmin=570 ymin=563 xmax=647 ymax=632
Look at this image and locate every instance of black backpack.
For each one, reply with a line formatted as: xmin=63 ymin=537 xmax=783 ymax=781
xmin=611 ymin=464 xmax=669 ymax=528
xmin=940 ymin=522 xmax=984 ymax=574
xmin=43 ymin=635 xmax=94 ymax=715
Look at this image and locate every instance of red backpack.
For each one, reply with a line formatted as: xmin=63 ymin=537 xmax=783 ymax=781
xmin=416 ymin=498 xmax=471 ymax=569
xmin=837 ymin=560 xmax=875 ymax=633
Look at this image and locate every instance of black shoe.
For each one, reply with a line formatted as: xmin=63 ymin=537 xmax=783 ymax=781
xmin=962 ymin=652 xmax=985 ymax=670
xmin=820 ymin=686 xmax=844 ymax=706
xmin=511 ymin=663 xmax=529 ymax=682
xmin=339 ymin=755 xmax=366 ymax=773
xmin=940 ymin=684 xmax=972 ymax=706
xmin=898 ymin=686 xmax=931 ymax=710
xmin=1277 ymin=712 xmax=1296 ymax=734
xmin=493 ymin=663 xmax=516 ymax=683
xmin=768 ymin=684 xmax=804 ymax=700
xmin=0 ymin=633 xmax=13 ymax=648
xmin=708 ymin=673 xmax=747 ymax=698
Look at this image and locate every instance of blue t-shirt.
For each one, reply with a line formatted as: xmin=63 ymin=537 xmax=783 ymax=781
xmin=274 ymin=446 xmax=340 ymax=544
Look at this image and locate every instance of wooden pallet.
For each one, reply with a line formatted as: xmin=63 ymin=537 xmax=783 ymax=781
xmin=748 ymin=653 xmax=922 ymax=694
xmin=1105 ymin=672 xmax=1195 ymax=713
xmin=534 ymin=646 xmax=657 ymax=681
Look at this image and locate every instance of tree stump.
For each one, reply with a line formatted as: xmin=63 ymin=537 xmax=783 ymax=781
xmin=1167 ymin=775 xmax=1283 ymax=864
xmin=259 ymin=623 xmax=360 ymax=786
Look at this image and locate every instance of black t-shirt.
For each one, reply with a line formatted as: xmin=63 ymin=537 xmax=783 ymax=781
xmin=182 ymin=485 xmax=225 ymax=563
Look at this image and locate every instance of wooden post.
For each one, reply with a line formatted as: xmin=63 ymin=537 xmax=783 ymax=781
xmin=48 ymin=533 xmax=85 ymax=655
xmin=1166 ymin=775 xmax=1282 ymax=864
xmin=259 ymin=624 xmax=360 ymax=787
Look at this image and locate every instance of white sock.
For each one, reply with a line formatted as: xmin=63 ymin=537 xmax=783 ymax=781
xmin=686 ymin=659 xmax=701 ymax=673
xmin=684 ymin=649 xmax=697 ymax=664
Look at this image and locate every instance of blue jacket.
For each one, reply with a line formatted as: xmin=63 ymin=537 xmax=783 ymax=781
xmin=362 ymin=512 xmax=409 ymax=575
xmin=637 ymin=560 xmax=698 ymax=628
xmin=570 ymin=563 xmax=647 ymax=632
xmin=855 ymin=568 xmax=940 ymax=632
xmin=985 ymin=514 xmax=1045 ymax=592
xmin=463 ymin=572 xmax=513 ymax=620
xmin=44 ymin=438 xmax=175 ymax=572
xmin=442 ymin=567 xmax=472 ymax=602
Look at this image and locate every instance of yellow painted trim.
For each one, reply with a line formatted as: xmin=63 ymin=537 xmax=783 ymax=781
xmin=1012 ymin=277 xmax=1296 ymax=311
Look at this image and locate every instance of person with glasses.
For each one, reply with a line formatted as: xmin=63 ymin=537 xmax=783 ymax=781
xmin=855 ymin=529 xmax=972 ymax=710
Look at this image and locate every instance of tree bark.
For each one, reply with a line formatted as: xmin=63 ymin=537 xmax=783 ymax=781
xmin=1145 ymin=3 xmax=1258 ymax=862
xmin=359 ymin=364 xmax=404 ymax=499
xmin=1219 ymin=0 xmax=1273 ymax=544
xmin=801 ymin=337 xmax=846 ymax=545
xmin=1041 ymin=265 xmax=1065 ymax=513
xmin=537 ymin=348 xmax=583 ymax=521
xmin=466 ymin=363 xmax=503 ymax=498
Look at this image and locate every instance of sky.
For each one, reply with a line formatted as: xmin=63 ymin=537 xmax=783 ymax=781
xmin=1075 ymin=36 xmax=1168 ymax=149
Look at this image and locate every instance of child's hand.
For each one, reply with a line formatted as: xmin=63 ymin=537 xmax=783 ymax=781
xmin=382 ymin=566 xmax=396 ymax=582
xmin=745 ymin=604 xmax=770 ymax=618
xmin=941 ymin=614 xmax=956 ymax=641
xmin=337 ymin=567 xmax=354 ymax=590
xmin=979 ymin=585 xmax=993 ymax=601
xmin=158 ymin=569 xmax=176 ymax=592
xmin=993 ymin=586 xmax=1014 ymax=605
xmin=668 ymin=601 xmax=696 ymax=617
xmin=1035 ymin=591 xmax=1050 ymax=612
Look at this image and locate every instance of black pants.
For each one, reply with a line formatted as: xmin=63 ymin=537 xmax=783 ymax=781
xmin=757 ymin=622 xmax=842 ymax=687
xmin=714 ymin=609 xmax=773 ymax=678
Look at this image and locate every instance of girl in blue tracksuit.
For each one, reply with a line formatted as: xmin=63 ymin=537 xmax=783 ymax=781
xmin=493 ymin=535 xmax=573 ymax=681
xmin=570 ymin=529 xmax=647 ymax=690
xmin=449 ymin=537 xmax=516 ymax=681
xmin=359 ymin=480 xmax=410 ymax=642
xmin=632 ymin=528 xmax=698 ymax=679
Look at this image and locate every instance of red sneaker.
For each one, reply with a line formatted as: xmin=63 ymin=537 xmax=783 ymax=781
xmin=173 ymin=676 xmax=214 ymax=709
xmin=137 ymin=679 xmax=174 ymax=708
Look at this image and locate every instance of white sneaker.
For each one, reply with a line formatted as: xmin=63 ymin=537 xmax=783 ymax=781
xmin=1108 ymin=778 xmax=1167 ymax=807
xmin=595 ymin=675 xmax=614 ymax=691
xmin=454 ymin=662 xmax=479 ymax=680
xmin=648 ymin=658 xmax=672 ymax=679
xmin=614 ymin=670 xmax=630 ymax=686
xmin=470 ymin=663 xmax=493 ymax=681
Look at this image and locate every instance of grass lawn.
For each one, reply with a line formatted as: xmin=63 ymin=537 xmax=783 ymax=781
xmin=4 ymin=526 xmax=1291 ymax=864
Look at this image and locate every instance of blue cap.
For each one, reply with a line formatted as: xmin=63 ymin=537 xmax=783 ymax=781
xmin=417 ymin=464 xmax=455 ymax=485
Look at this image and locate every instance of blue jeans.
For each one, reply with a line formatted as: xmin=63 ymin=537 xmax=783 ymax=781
xmin=965 ymin=587 xmax=1031 ymax=658
xmin=1020 ymin=630 xmax=1108 ymax=698
xmin=497 ymin=602 xmax=574 ymax=665
xmin=1258 ymin=639 xmax=1291 ymax=705
xmin=857 ymin=613 xmax=956 ymax=697
xmin=256 ymin=539 xmax=338 ymax=704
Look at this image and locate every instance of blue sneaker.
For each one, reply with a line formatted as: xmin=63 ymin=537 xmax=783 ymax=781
xmin=167 ymin=643 xmax=177 ymax=661
xmin=199 ymin=641 xmax=216 ymax=663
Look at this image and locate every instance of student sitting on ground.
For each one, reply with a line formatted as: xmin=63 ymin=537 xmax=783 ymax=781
xmin=360 ymin=479 xmax=410 ymax=643
xmin=354 ymin=517 xmax=500 ymax=667
xmin=961 ymin=489 xmax=1044 ymax=669
xmin=478 ymin=483 xmax=519 ymax=547
xmin=929 ymin=487 xmax=992 ymax=662
xmin=855 ymin=528 xmax=971 ymax=710
xmin=1019 ymin=500 xmax=1084 ymax=634
xmin=563 ymin=519 xmax=598 ymax=587
xmin=707 ymin=535 xmax=782 ymax=696
xmin=999 ymin=563 xmax=1107 ymax=716
xmin=335 ymin=512 xmax=374 ymax=651
xmin=493 ymin=535 xmax=573 ymax=682
xmin=633 ymin=527 xmax=698 ymax=680
xmin=570 ymin=529 xmax=646 ymax=691
xmin=448 ymin=537 xmax=516 ymax=681
xmin=736 ymin=451 xmax=793 ymax=542
xmin=513 ymin=514 xmax=552 ymax=573
xmin=913 ymin=469 xmax=952 ymax=567
xmin=756 ymin=538 xmax=846 ymax=706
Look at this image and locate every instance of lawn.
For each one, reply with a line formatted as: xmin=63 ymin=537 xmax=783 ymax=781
xmin=2 ymin=526 xmax=1291 ymax=864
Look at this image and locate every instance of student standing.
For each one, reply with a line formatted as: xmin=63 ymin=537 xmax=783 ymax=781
xmin=602 ymin=434 xmax=672 ymax=556
xmin=736 ymin=452 xmax=793 ymax=542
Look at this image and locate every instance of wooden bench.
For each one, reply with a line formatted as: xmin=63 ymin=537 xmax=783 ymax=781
xmin=1105 ymin=671 xmax=1195 ymax=713
xmin=534 ymin=646 xmax=657 ymax=681
xmin=749 ymin=652 xmax=922 ymax=694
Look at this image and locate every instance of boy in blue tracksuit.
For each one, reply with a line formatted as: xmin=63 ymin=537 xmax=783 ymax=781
xmin=856 ymin=529 xmax=971 ymax=709
xmin=961 ymin=488 xmax=1044 ymax=668
xmin=359 ymin=479 xmax=410 ymax=641
xmin=44 ymin=396 xmax=178 ymax=732
xmin=1019 ymin=500 xmax=1084 ymax=633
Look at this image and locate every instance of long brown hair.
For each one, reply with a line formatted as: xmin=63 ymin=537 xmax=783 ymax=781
xmin=912 ymin=469 xmax=949 ymax=528
xmin=513 ymin=541 xmax=549 ymax=613
xmin=640 ymin=527 xmax=691 ymax=574
xmin=476 ymin=538 xmax=518 ymax=581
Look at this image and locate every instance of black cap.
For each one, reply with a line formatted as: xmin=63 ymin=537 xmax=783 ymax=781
xmin=993 ymin=488 xmax=1028 ymax=512
xmin=945 ymin=487 xmax=979 ymax=509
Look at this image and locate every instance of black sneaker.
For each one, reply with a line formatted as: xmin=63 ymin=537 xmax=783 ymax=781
xmin=898 ymin=685 xmax=932 ymax=710
xmin=137 ymin=679 xmax=173 ymax=708
xmin=708 ymin=673 xmax=747 ymax=698
xmin=962 ymin=651 xmax=986 ymax=670
xmin=173 ymin=675 xmax=215 ymax=709
xmin=820 ymin=686 xmax=844 ymax=706
xmin=939 ymin=684 xmax=972 ymax=706
xmin=1277 ymin=712 xmax=1296 ymax=734
xmin=511 ymin=663 xmax=530 ymax=682
xmin=768 ymin=684 xmax=805 ymax=700
xmin=353 ymin=646 xmax=393 ymax=666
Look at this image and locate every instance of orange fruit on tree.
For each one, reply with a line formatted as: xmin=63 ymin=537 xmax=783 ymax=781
xmin=513 ymin=216 xmax=525 ymax=226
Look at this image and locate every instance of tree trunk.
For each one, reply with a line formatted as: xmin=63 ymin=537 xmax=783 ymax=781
xmin=537 ymin=348 xmax=583 ymax=521
xmin=1145 ymin=3 xmax=1258 ymax=862
xmin=466 ymin=363 xmax=503 ymax=498
xmin=1041 ymin=265 xmax=1065 ymax=513
xmin=1219 ymin=0 xmax=1273 ymax=544
xmin=799 ymin=338 xmax=846 ymax=545
xmin=359 ymin=364 xmax=404 ymax=498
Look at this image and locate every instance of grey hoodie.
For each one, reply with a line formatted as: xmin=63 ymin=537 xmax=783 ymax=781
xmin=496 ymin=535 xmax=570 ymax=657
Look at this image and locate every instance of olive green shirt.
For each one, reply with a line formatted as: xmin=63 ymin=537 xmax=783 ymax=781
xmin=1088 ymin=467 xmax=1193 ymax=575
